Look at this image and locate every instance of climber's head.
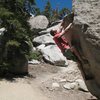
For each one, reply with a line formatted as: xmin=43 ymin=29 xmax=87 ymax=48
xmin=50 ymin=30 xmax=57 ymax=36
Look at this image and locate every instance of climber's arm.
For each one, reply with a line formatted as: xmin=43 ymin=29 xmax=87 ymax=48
xmin=59 ymin=23 xmax=73 ymax=37
xmin=65 ymin=23 xmax=73 ymax=32
xmin=57 ymin=24 xmax=63 ymax=33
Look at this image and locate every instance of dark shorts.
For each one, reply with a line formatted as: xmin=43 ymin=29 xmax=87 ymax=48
xmin=63 ymin=49 xmax=78 ymax=61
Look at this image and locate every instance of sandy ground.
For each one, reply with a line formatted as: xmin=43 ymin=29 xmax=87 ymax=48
xmin=0 ymin=60 xmax=97 ymax=100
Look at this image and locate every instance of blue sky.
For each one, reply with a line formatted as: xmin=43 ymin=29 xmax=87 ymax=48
xmin=36 ymin=0 xmax=72 ymax=11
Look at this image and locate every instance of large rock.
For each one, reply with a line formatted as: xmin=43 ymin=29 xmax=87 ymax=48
xmin=33 ymin=34 xmax=55 ymax=45
xmin=28 ymin=15 xmax=49 ymax=29
xmin=73 ymin=0 xmax=100 ymax=98
xmin=40 ymin=45 xmax=68 ymax=66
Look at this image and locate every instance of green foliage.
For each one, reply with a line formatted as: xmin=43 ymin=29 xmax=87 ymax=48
xmin=50 ymin=9 xmax=59 ymax=23
xmin=0 ymin=62 xmax=11 ymax=75
xmin=42 ymin=0 xmax=52 ymax=21
xmin=29 ymin=51 xmax=42 ymax=61
xmin=29 ymin=0 xmax=36 ymax=5
xmin=0 ymin=6 xmax=14 ymax=19
xmin=35 ymin=8 xmax=41 ymax=16
xmin=0 ymin=0 xmax=33 ymax=73
xmin=6 ymin=40 xmax=20 ymax=48
xmin=42 ymin=1 xmax=71 ymax=24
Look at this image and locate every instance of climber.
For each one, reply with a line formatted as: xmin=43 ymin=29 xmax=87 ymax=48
xmin=50 ymin=12 xmax=82 ymax=62
xmin=50 ymin=23 xmax=77 ymax=61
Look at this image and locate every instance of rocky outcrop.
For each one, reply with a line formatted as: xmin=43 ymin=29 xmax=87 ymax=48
xmin=28 ymin=15 xmax=49 ymax=30
xmin=33 ymin=22 xmax=69 ymax=66
xmin=73 ymin=0 xmax=100 ymax=98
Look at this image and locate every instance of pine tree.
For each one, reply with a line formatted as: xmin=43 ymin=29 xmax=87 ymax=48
xmin=51 ymin=7 xmax=59 ymax=22
xmin=35 ymin=8 xmax=41 ymax=15
xmin=0 ymin=0 xmax=34 ymax=74
xmin=24 ymin=0 xmax=37 ymax=15
xmin=42 ymin=0 xmax=52 ymax=21
xmin=59 ymin=8 xmax=71 ymax=19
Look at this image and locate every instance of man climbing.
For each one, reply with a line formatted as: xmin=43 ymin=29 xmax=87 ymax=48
xmin=50 ymin=12 xmax=82 ymax=62
xmin=50 ymin=23 xmax=77 ymax=61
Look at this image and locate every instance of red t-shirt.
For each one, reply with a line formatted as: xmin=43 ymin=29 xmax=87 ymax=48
xmin=53 ymin=32 xmax=70 ymax=53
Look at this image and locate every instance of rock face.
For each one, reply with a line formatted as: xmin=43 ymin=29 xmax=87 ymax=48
xmin=28 ymin=15 xmax=49 ymax=29
xmin=73 ymin=0 xmax=100 ymax=98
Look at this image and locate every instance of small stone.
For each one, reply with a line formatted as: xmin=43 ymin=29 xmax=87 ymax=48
xmin=63 ymin=83 xmax=77 ymax=90
xmin=52 ymin=82 xmax=60 ymax=88
xmin=59 ymin=79 xmax=66 ymax=82
xmin=76 ymin=79 xmax=88 ymax=92
xmin=28 ymin=59 xmax=40 ymax=65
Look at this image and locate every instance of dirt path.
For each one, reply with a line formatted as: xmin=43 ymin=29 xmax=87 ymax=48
xmin=0 ymin=61 xmax=97 ymax=100
xmin=0 ymin=81 xmax=50 ymax=100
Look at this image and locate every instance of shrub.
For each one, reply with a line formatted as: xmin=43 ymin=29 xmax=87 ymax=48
xmin=29 ymin=50 xmax=42 ymax=61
